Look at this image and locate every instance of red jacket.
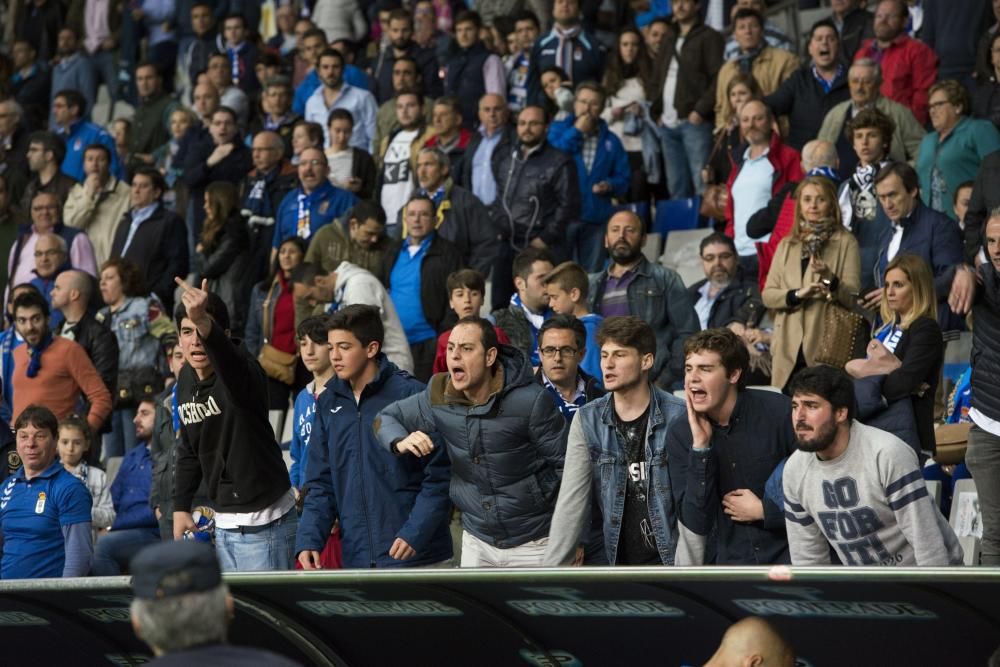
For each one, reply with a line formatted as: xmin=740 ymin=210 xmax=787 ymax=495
xmin=855 ymin=35 xmax=938 ymax=125
xmin=724 ymin=132 xmax=803 ymax=240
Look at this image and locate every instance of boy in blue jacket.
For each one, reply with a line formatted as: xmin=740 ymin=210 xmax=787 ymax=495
xmin=296 ymin=305 xmax=452 ymax=569
xmin=289 ymin=316 xmax=335 ymax=492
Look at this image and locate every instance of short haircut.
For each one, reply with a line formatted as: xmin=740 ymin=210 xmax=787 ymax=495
xmin=393 ymin=55 xmax=419 ymax=73
xmin=59 ymin=414 xmax=92 ymax=445
xmin=318 ymin=48 xmax=344 ymax=66
xmin=512 ymin=10 xmax=540 ymax=28
xmin=404 ymin=193 xmax=435 ymax=219
xmin=327 ymin=108 xmax=354 ymax=127
xmin=388 ymin=7 xmax=412 ymax=24
xmin=396 ymin=88 xmax=424 ymax=107
xmin=347 ymin=200 xmax=387 ymax=227
xmin=132 ymin=166 xmax=168 ymax=197
xmin=518 ymin=103 xmax=551 ymax=125
xmin=135 ymin=60 xmax=160 ymax=77
xmin=433 ymin=95 xmax=462 ymax=116
xmin=808 ymin=18 xmax=839 ymax=42
xmin=302 ymin=27 xmax=327 ymax=43
xmin=543 ymin=261 xmax=588 ymax=296
xmin=13 ymin=289 xmax=49 ymax=318
xmin=264 ymin=75 xmax=293 ymax=93
xmin=787 ymin=365 xmax=856 ymax=421
xmin=212 ymin=105 xmax=238 ymax=125
xmin=453 ymin=316 xmax=500 ymax=355
xmin=699 ymin=232 xmax=737 ymax=257
xmin=290 ymin=261 xmax=324 ymax=286
xmin=14 ymin=405 xmax=59 ymax=439
xmin=223 ymin=12 xmax=246 ymax=28
xmin=100 ymin=258 xmax=147 ymax=297
xmin=596 ymin=316 xmax=655 ymax=358
xmin=297 ymin=315 xmax=330 ymax=344
xmin=326 ymin=304 xmax=385 ymax=349
xmin=512 ymin=247 xmax=554 ymax=282
xmin=732 ymin=7 xmax=764 ymax=28
xmin=174 ymin=291 xmax=230 ymax=332
xmin=683 ymin=328 xmax=750 ymax=390
xmin=845 ymin=107 xmax=895 ymax=153
xmin=54 ymin=89 xmax=87 ymax=117
xmin=574 ymin=80 xmax=606 ymax=105
xmin=83 ymin=143 xmax=112 ymax=163
xmin=928 ymin=79 xmax=971 ymax=115
xmin=539 ymin=313 xmax=586 ymax=351
xmin=28 ymin=131 xmax=66 ymax=165
xmin=446 ymin=269 xmax=486 ymax=294
xmin=416 ymin=145 xmax=449 ymax=169
xmin=874 ymin=161 xmax=919 ymax=194
xmin=850 ymin=58 xmax=883 ymax=84
xmin=954 ymin=180 xmax=975 ymax=205
xmin=454 ymin=9 xmax=483 ymax=29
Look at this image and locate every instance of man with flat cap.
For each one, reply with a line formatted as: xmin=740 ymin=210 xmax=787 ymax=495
xmin=129 ymin=540 xmax=302 ymax=665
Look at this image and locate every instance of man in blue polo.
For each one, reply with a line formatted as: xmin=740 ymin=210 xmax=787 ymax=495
xmin=51 ymin=89 xmax=123 ymax=183
xmin=0 ymin=404 xmax=93 ymax=579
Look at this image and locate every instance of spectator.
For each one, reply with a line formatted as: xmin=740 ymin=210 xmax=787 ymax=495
xmin=415 ymin=146 xmax=495 ymax=274
xmin=0 ymin=405 xmax=93 ymax=579
xmin=202 ymin=52 xmax=250 ymax=129
xmin=91 ymin=398 xmax=161 ymax=575
xmin=0 ymin=284 xmax=37 ymax=422
xmin=539 ymin=66 xmax=575 ymax=122
xmin=764 ymin=20 xmax=850 ymax=153
xmin=0 ymin=99 xmax=30 ymax=206
xmin=272 ymin=148 xmax=358 ymax=253
xmin=723 ymin=0 xmax=794 ymax=61
xmin=854 ymin=0 xmax=938 ymax=126
xmin=0 ymin=174 xmax=24 ymax=297
xmin=188 ymin=83 xmax=219 ymax=145
xmin=97 ymin=258 xmax=172 ymax=458
xmin=689 ymin=232 xmax=763 ymax=333
xmin=374 ymin=56 xmax=436 ymax=154
xmin=425 ymin=97 xmax=473 ymax=172
xmin=444 ymin=11 xmax=507 ymax=130
xmin=543 ymin=261 xmax=603 ymax=382
xmin=297 ymin=305 xmax=452 ymax=569
xmin=312 ymin=0 xmax=367 ymax=45
xmin=154 ymin=107 xmax=197 ymax=215
xmin=964 ymin=149 xmax=1000 ymax=265
xmin=216 ymin=13 xmax=259 ymax=95
xmin=725 ymin=100 xmax=804 ymax=276
xmin=242 ymin=130 xmax=299 ymax=286
xmin=492 ymin=247 xmax=554 ymax=367
xmin=128 ymin=63 xmax=179 ymax=174
xmin=976 ymin=0 xmax=1000 ymax=85
xmin=21 ymin=131 xmax=77 ymax=211
xmin=183 ymin=2 xmax=217 ymax=97
xmin=828 ymin=0 xmax=874 ymax=60
xmin=109 ymin=167 xmax=189 ymax=313
xmin=526 ymin=0 xmax=605 ymax=105
xmin=377 ymin=315 xmax=565 ymax=567
xmin=66 ymin=0 xmax=122 ymax=124
xmin=921 ymin=0 xmax=993 ymax=86
xmin=287 ymin=317 xmax=333 ymax=492
xmin=456 ymin=93 xmax=514 ymax=207
xmin=372 ymin=9 xmax=441 ymax=105
xmin=783 ymin=365 xmax=963 ymax=566
xmin=51 ymin=89 xmax=123 ymax=183
xmin=172 ymin=280 xmax=298 ymax=571
xmin=8 ymin=191 xmax=97 ymax=289
xmin=705 ymin=73 xmax=761 ymax=190
xmin=431 ymin=269 xmax=511 ymax=374
xmin=194 ymin=182 xmax=251 ymax=335
xmin=305 ymin=200 xmax=397 ymax=285
xmin=378 ymin=90 xmax=433 ymax=232
xmin=544 ymin=316 xmax=684 ymax=565
xmin=713 ymin=9 xmax=798 ymax=133
xmin=324 ymin=109 xmax=377 ymax=200
xmin=49 ymin=27 xmax=96 ymax=123
xmin=9 ymin=41 xmax=51 ymax=132
xmin=506 ymin=11 xmax=540 ymax=113
xmin=58 ymin=415 xmax=114 ymax=530
xmin=29 ymin=233 xmax=70 ymax=330
xmin=388 ymin=195 xmax=462 ymax=381
xmin=954 ymin=181 xmax=975 ymax=229
xmin=249 ymin=76 xmax=300 ymax=159
xmin=11 ymin=290 xmax=113 ymax=433
xmin=837 ymin=108 xmax=894 ymax=255
xmin=973 ymin=32 xmax=1000 ymax=132
xmin=706 ymin=617 xmax=796 ymax=667
xmin=762 ymin=176 xmax=861 ymax=390
xmin=846 ymin=254 xmax=943 ymax=456
xmin=535 ymin=310 xmax=605 ymax=425
xmin=134 ymin=0 xmax=178 ymax=93
xmin=917 ymin=80 xmax=1000 ymax=219
xmin=291 ymin=28 xmax=330 ymax=117
xmin=305 ymin=49 xmax=378 ymax=153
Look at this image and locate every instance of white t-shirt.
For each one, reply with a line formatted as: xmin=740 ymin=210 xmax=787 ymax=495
xmin=660 ymin=36 xmax=685 ymax=128
xmin=326 ymin=148 xmax=354 ymax=189
xmin=380 ymin=129 xmax=419 ymax=224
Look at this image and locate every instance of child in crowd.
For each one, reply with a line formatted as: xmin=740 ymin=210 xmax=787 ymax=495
xmin=290 ymin=316 xmax=335 ymax=494
xmin=542 ymin=261 xmax=603 ymax=383
xmin=431 ymin=269 xmax=510 ymax=374
xmin=58 ymin=416 xmax=115 ymax=531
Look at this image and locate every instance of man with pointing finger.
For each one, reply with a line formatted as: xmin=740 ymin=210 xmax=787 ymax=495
xmin=172 ymin=277 xmax=298 ymax=571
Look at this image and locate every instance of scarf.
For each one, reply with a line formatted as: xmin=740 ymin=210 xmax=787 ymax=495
xmin=11 ymin=64 xmax=39 ymax=85
xmin=553 ymin=25 xmax=582 ymax=76
xmin=26 ymin=331 xmax=53 ymax=379
xmin=799 ymin=219 xmax=836 ymax=259
xmin=171 ymin=383 xmax=181 ymax=435
xmin=807 ymin=165 xmax=839 ymax=182
xmin=735 ymin=43 xmax=765 ymax=73
xmin=227 ymin=44 xmax=245 ymax=85
xmin=241 ymin=167 xmax=279 ymax=225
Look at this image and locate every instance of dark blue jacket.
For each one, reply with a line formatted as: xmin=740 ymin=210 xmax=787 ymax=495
xmin=444 ymin=42 xmax=491 ymax=129
xmin=547 ymin=117 xmax=630 ymax=225
xmin=526 ymin=28 xmax=605 ymax=106
xmin=110 ymin=443 xmax=158 ymax=532
xmin=296 ymin=356 xmax=453 ymax=568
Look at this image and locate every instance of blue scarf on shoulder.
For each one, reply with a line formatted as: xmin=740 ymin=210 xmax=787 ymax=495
xmin=26 ymin=331 xmax=53 ymax=378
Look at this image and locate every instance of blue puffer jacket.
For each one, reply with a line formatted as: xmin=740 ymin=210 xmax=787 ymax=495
xmin=547 ymin=117 xmax=631 ymax=225
xmin=376 ymin=345 xmax=567 ymax=548
xmin=296 ymin=356 xmax=453 ymax=568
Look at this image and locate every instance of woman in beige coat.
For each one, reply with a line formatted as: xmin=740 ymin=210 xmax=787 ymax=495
xmin=762 ymin=175 xmax=861 ymax=390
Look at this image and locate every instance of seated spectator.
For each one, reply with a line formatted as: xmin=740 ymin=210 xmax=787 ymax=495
xmin=543 ymin=261 xmax=603 ymax=382
xmin=288 ymin=317 xmax=334 ymax=493
xmin=688 ymin=233 xmax=764 ymax=335
xmin=917 ymin=80 xmax=1000 ymax=219
xmin=432 ymin=269 xmax=510 ymax=374
xmin=535 ymin=314 xmax=604 ymax=422
xmin=29 ymin=233 xmax=70 ymax=330
xmin=8 ymin=192 xmax=97 ymax=289
xmin=52 ymin=89 xmax=124 ymax=183
xmin=193 ymin=182 xmax=251 ymax=336
xmin=972 ymin=31 xmax=1000 ymax=131
xmin=203 ymin=54 xmax=250 ymax=129
xmin=242 ymin=130 xmax=299 ymax=287
xmin=444 ymin=11 xmax=507 ymax=129
xmin=953 ymin=181 xmax=974 ymax=231
xmin=783 ymin=365 xmax=963 ymax=566
xmin=828 ymin=0 xmax=874 ymax=60
xmin=9 ymin=41 xmax=51 ymax=132
xmin=248 ymin=76 xmax=300 ymax=159
xmin=425 ymin=96 xmax=473 ymax=172
xmin=761 ymin=176 xmax=861 ymax=390
xmin=0 ymin=405 xmax=93 ymax=579
xmin=305 ymin=201 xmax=398 ymax=285
xmin=723 ymin=0 xmax=794 ymax=61
xmin=325 ymin=109 xmax=377 ymax=201
xmin=109 ymin=167 xmax=189 ymax=313
xmin=184 ymin=2 xmax=217 ymax=96
xmin=22 ymin=131 xmax=77 ymax=211
xmin=91 ymin=398 xmax=162 ymax=575
xmin=58 ymin=415 xmax=114 ymax=531
xmin=962 ymin=149 xmax=1000 ymax=265
xmin=492 ymin=247 xmax=554 ymax=368
xmin=11 ymin=291 xmax=113 ymax=434
xmin=111 ymin=119 xmax=131 ymax=172
xmin=272 ymin=148 xmax=358 ymax=253
xmin=705 ymin=73 xmax=761 ymax=190
xmin=62 ymin=145 xmax=132 ymax=268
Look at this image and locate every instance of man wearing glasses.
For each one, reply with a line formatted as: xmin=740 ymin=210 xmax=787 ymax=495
xmin=8 ymin=191 xmax=97 ymax=289
xmin=536 ymin=315 xmax=604 ymax=422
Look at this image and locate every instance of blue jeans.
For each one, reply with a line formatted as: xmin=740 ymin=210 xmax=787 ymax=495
xmin=88 ymin=50 xmax=119 ymax=122
xmin=658 ymin=121 xmax=713 ymax=199
xmin=102 ymin=407 xmax=138 ymax=460
xmin=215 ymin=507 xmax=298 ymax=572
xmin=92 ymin=527 xmax=161 ymax=575
xmin=568 ymin=221 xmax=608 ymax=273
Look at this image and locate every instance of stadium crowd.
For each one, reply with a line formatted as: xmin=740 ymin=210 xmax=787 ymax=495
xmin=0 ymin=0 xmax=998 ymax=578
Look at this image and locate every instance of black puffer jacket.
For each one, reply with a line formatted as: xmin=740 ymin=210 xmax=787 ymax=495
xmin=195 ymin=212 xmax=252 ymax=336
xmin=963 ymin=149 xmax=1000 ymax=265
xmin=763 ymin=64 xmax=851 ymax=152
xmin=972 ymin=263 xmax=1000 ymax=422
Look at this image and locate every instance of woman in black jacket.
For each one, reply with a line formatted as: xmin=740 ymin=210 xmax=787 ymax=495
xmin=972 ymin=31 xmax=1000 ymax=131
xmin=194 ymin=182 xmax=251 ymax=335
xmin=846 ymin=254 xmax=944 ymax=456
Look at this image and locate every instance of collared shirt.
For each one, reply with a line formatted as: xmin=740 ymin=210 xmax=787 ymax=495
xmin=732 ymin=147 xmax=775 ymax=256
xmin=83 ymin=0 xmax=111 ymax=54
xmin=811 ymin=63 xmax=845 ymax=94
xmin=471 ymin=127 xmax=504 ymax=205
xmin=541 ymin=372 xmax=587 ymax=420
xmin=695 ymin=281 xmax=724 ymax=330
xmin=581 ymin=133 xmax=598 ymax=173
xmin=304 ymin=83 xmax=378 ymax=153
xmin=600 ymin=266 xmax=639 ymax=317
xmin=120 ymin=203 xmax=160 ymax=256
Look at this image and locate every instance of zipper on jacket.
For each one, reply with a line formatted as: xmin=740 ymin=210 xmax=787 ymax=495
xmin=355 ymin=407 xmax=377 ymax=568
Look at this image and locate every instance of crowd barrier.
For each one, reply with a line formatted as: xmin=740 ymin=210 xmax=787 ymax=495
xmin=1 ymin=567 xmax=998 ymax=666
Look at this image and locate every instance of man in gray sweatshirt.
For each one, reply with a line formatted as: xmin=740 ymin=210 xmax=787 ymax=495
xmin=783 ymin=365 xmax=962 ymax=566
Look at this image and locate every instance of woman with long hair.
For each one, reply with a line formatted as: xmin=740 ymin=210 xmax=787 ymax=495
xmin=601 ymin=27 xmax=656 ymax=204
xmin=762 ymin=175 xmax=862 ymax=390
xmin=194 ymin=181 xmax=251 ymax=335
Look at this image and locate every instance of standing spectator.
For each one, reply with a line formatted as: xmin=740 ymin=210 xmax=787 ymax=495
xmin=964 ymin=149 xmax=1000 ymax=265
xmin=854 ymin=0 xmax=938 ymax=126
xmin=374 ymin=56 xmax=435 ymax=154
xmin=0 ymin=100 xmax=30 ymax=206
xmin=444 ymin=11 xmax=507 ymax=130
xmin=204 ymin=54 xmax=250 ymax=128
xmin=216 ymin=13 xmax=259 ymax=96
xmin=976 ymin=0 xmax=1000 ymax=85
xmin=492 ymin=247 xmax=554 ymax=367
xmin=921 ymin=0 xmax=992 ymax=86
xmin=0 ymin=405 xmax=93 ymax=579
xmin=153 ymin=108 xmax=197 ymax=214
xmin=305 ymin=49 xmax=378 ymax=152
xmin=291 ymin=28 xmax=329 ymax=117
xmin=706 ymin=73 xmax=761 ymax=190
xmin=722 ymin=0 xmax=794 ymax=61
xmin=917 ymin=80 xmax=1000 ymax=219
xmin=425 ymin=97 xmax=473 ymax=172
xmin=378 ymin=91 xmax=433 ymax=231
xmin=312 ymin=0 xmax=367 ymax=45
xmin=128 ymin=63 xmax=178 ymax=174
xmin=526 ymin=0 xmax=605 ymax=106
xmin=13 ymin=0 xmax=62 ymax=63
xmin=548 ymin=82 xmax=630 ymax=272
xmin=325 ymin=110 xmax=377 ymax=201
xmin=289 ymin=119 xmax=323 ymax=168
xmin=761 ymin=176 xmax=861 ymax=390
xmin=248 ymin=77 xmax=300 ymax=160
xmin=506 ymin=11 xmax=540 ymax=113
xmin=194 ymin=182 xmax=251 ymax=335
xmin=376 ymin=316 xmax=565 ymax=567
xmin=272 ymin=148 xmax=358 ymax=252
xmin=8 ymin=191 xmax=97 ymax=290
xmin=183 ymin=2 xmax=217 ymax=97
xmin=51 ymin=89 xmax=123 ymax=183
xmin=827 ymin=0 xmax=874 ymax=60
xmin=304 ymin=200 xmax=398 ymax=285
xmin=456 ymin=93 xmax=513 ymax=207
xmin=49 ymin=27 xmax=96 ymax=122
xmin=242 ymin=130 xmax=299 ymax=286
xmin=431 ymin=269 xmax=511 ymax=374
xmin=21 ymin=132 xmax=77 ymax=211
xmin=91 ymin=398 xmax=161 ymax=575
xmin=297 ymin=305 xmax=453 ymax=569
xmin=58 ymin=416 xmax=114 ymax=530
xmin=973 ymin=32 xmax=1000 ymax=132
xmin=534 ymin=314 xmax=604 ymax=423
xmin=9 ymin=41 xmax=51 ymax=132
xmin=372 ymin=9 xmax=441 ymax=105
xmin=542 ymin=261 xmax=604 ymax=383
xmin=28 ymin=233 xmax=70 ymax=330
xmin=589 ymin=210 xmax=700 ymax=389
xmin=66 ymin=0 xmax=122 ymax=123
xmin=287 ymin=317 xmax=333 ymax=492
xmin=172 ymin=279 xmax=298 ymax=571
xmin=63 ymin=145 xmax=132 ymax=267
xmin=837 ymin=108 xmax=895 ymax=247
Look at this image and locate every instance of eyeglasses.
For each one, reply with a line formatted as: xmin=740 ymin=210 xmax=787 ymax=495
xmin=928 ymin=101 xmax=951 ymax=110
xmin=300 ymin=159 xmax=325 ymax=167
xmin=34 ymin=249 xmax=63 ymax=258
xmin=540 ymin=346 xmax=578 ymax=359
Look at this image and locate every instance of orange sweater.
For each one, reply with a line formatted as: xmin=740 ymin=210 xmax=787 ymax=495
xmin=12 ymin=336 xmax=113 ymax=430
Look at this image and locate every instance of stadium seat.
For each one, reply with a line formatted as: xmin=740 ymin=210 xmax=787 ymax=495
xmin=949 ymin=478 xmax=982 ymax=566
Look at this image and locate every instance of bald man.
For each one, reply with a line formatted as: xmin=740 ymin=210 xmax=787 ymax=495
xmin=244 ymin=130 xmax=299 ymax=283
xmin=704 ymin=617 xmax=795 ymax=667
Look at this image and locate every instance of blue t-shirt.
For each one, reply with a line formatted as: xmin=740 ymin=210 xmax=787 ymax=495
xmin=0 ymin=459 xmax=92 ymax=579
xmin=579 ymin=312 xmax=604 ymax=384
xmin=290 ymin=386 xmax=318 ymax=489
xmin=390 ymin=236 xmax=437 ymax=345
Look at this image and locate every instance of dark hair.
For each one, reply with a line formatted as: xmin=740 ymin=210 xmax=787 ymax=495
xmin=54 ymin=89 xmax=87 ymax=118
xmin=257 ymin=51 xmax=283 ymax=69
xmin=326 ymin=304 xmax=384 ymax=350
xmin=512 ymin=246 xmax=554 ymax=282
xmin=131 ymin=166 xmax=168 ymax=198
xmin=539 ymin=314 xmax=586 ymax=352
xmin=289 ymin=261 xmax=324 ymax=286
xmin=349 ymin=200 xmax=387 ymax=226
xmin=699 ymin=232 xmax=738 ymax=257
xmin=396 ymin=87 xmax=424 ymax=107
xmin=223 ymin=12 xmax=246 ymax=28
xmin=174 ymin=291 xmax=230 ymax=332
xmin=201 ymin=181 xmax=239 ymax=248
xmin=318 ymin=48 xmax=345 ymax=66
xmin=293 ymin=120 xmax=325 ymax=148
xmin=542 ymin=261 xmax=588 ymax=296
xmin=954 ymin=180 xmax=975 ymax=205
xmin=446 ymin=268 xmax=486 ymax=294
xmin=433 ymin=95 xmax=462 ymax=116
xmin=387 ymin=7 xmax=412 ymax=24
xmin=454 ymin=9 xmax=483 ymax=29
xmin=261 ymin=236 xmax=307 ymax=288
xmin=683 ymin=328 xmax=750 ymax=390
xmin=14 ymin=405 xmax=59 ymax=439
xmin=732 ymin=7 xmax=764 ymax=28
xmin=58 ymin=414 xmax=92 ymax=447
xmin=519 ymin=103 xmax=551 ymax=125
xmin=404 ymin=192 xmax=435 ymax=216
xmin=603 ymin=28 xmax=656 ymax=101
xmin=12 ymin=289 xmax=49 ymax=318
xmin=393 ymin=55 xmax=419 ymax=74
xmin=99 ymin=258 xmax=147 ymax=297
xmin=512 ymin=10 xmax=540 ymax=28
xmin=808 ymin=18 xmax=839 ymax=43
xmin=296 ymin=315 xmax=330 ymax=344
xmin=302 ymin=27 xmax=327 ymax=43
xmin=874 ymin=162 xmax=919 ymax=194
xmin=212 ymin=105 xmax=239 ymax=126
xmin=596 ymin=316 xmax=655 ymax=358
xmin=788 ymin=365 xmax=856 ymax=421
xmin=328 ymin=108 xmax=354 ymax=127
xmin=83 ymin=143 xmax=112 ymax=164
xmin=135 ymin=60 xmax=161 ymax=77
xmin=540 ymin=65 xmax=569 ymax=83
xmin=454 ymin=316 xmax=500 ymax=358
xmin=845 ymin=107 xmax=895 ymax=154
xmin=28 ymin=131 xmax=66 ymax=165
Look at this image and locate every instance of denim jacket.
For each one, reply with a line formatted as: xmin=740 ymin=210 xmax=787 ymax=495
xmin=97 ymin=296 xmax=173 ymax=371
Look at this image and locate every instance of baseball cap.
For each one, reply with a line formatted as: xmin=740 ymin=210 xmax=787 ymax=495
xmin=130 ymin=540 xmax=222 ymax=600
